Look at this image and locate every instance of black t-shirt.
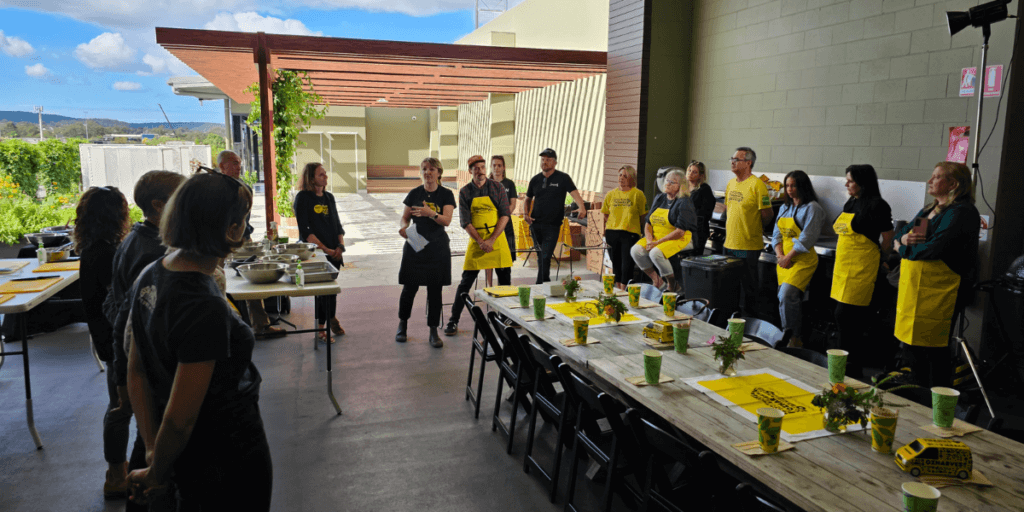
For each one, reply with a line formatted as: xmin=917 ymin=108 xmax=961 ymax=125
xmin=499 ymin=178 xmax=517 ymax=203
xmin=842 ymin=196 xmax=894 ymax=247
xmin=403 ymin=184 xmax=456 ymax=241
xmin=526 ymin=170 xmax=577 ymax=225
xmin=293 ymin=190 xmax=345 ymax=250
xmin=129 ymin=259 xmax=261 ymax=418
xmin=690 ymin=183 xmax=716 ymax=237
xmin=80 ymin=241 xmax=116 ymax=361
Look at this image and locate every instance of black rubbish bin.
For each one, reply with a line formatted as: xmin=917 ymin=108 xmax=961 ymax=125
xmin=680 ymin=255 xmax=744 ymax=317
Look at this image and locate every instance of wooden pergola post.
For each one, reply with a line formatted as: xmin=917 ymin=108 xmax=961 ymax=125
xmin=255 ymin=31 xmax=278 ymax=226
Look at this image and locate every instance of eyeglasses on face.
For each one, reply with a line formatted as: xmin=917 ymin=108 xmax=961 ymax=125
xmin=729 ymin=158 xmax=749 ymax=163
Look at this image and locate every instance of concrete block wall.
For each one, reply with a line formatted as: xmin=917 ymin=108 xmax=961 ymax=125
xmin=685 ymin=0 xmax=1016 ymax=187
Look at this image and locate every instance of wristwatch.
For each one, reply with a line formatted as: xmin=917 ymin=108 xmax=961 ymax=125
xmin=432 ymin=213 xmax=439 ymax=220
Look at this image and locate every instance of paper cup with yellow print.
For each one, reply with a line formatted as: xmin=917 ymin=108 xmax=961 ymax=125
xmin=573 ymin=316 xmax=589 ymax=345
xmin=662 ymin=292 xmax=677 ymax=317
xmin=643 ymin=350 xmax=662 ymax=385
xmin=532 ymin=295 xmax=546 ymax=319
xmin=627 ymin=284 xmax=641 ymax=308
xmin=756 ymin=407 xmax=785 ymax=454
xmin=602 ymin=274 xmax=615 ymax=294
xmin=869 ymin=407 xmax=899 ymax=454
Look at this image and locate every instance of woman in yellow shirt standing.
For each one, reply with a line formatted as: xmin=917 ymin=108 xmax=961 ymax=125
xmin=601 ymin=165 xmax=647 ymax=290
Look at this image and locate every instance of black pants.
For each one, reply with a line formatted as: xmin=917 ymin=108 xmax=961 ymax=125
xmin=398 ymin=284 xmax=443 ymax=327
xmin=605 ymin=229 xmax=640 ymax=285
xmin=834 ymin=302 xmax=869 ymax=378
xmin=494 ymin=266 xmax=512 ymax=285
xmin=127 ymin=432 xmax=176 ymax=512
xmin=726 ymin=249 xmax=761 ymax=317
xmin=531 ymin=223 xmax=562 ymax=284
xmin=899 ymin=343 xmax=953 ymax=388
xmin=314 ymin=294 xmax=337 ymax=325
xmin=449 ymin=269 xmax=502 ymax=324
xmin=103 ymin=361 xmax=131 ymax=464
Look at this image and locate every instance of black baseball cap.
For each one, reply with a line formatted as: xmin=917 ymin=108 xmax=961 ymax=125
xmin=539 ymin=148 xmax=557 ymax=159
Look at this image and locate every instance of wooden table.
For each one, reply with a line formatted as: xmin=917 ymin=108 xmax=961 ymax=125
xmin=224 ymin=254 xmax=343 ymax=415
xmin=0 ymin=259 xmax=81 ymax=450
xmin=474 ymin=281 xmax=1024 ymax=512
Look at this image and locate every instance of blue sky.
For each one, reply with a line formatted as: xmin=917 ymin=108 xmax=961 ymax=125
xmin=0 ymin=1 xmax=521 ymax=123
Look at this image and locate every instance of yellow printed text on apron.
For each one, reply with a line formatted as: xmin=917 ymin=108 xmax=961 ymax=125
xmin=830 ymin=212 xmax=879 ymax=306
xmin=775 ymin=216 xmax=818 ymax=292
xmin=634 ymin=207 xmax=692 ymax=259
xmin=464 ymin=195 xmax=512 ymax=271
xmin=895 ymin=259 xmax=960 ymax=347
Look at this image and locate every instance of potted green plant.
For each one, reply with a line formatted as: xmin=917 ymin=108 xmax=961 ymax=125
xmin=811 ymin=374 xmax=917 ymax=432
xmin=589 ymin=294 xmax=627 ymax=324
xmin=562 ymin=274 xmax=582 ymax=301
xmin=708 ymin=335 xmax=745 ymax=376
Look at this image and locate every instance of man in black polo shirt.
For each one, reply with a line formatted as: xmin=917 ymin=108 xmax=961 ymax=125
xmin=524 ymin=148 xmax=587 ymax=284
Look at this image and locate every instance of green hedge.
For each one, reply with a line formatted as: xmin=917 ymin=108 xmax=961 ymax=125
xmin=38 ymin=138 xmax=84 ymax=194
xmin=0 ymin=139 xmax=43 ymax=196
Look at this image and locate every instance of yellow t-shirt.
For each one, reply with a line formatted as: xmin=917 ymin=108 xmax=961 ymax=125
xmin=601 ymin=187 xmax=648 ymax=235
xmin=724 ymin=176 xmax=772 ymax=251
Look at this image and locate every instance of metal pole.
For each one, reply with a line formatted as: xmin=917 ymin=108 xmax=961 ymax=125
xmin=970 ymin=26 xmax=991 ymax=190
xmin=34 ymin=106 xmax=43 ymax=139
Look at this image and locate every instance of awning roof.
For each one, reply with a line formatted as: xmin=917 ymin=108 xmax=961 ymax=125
xmin=155 ymin=28 xmax=607 ymax=109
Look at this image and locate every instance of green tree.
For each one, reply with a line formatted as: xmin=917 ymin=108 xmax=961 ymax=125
xmin=0 ymin=140 xmax=42 ymax=194
xmin=38 ymin=139 xmax=84 ymax=194
xmin=246 ymin=70 xmax=328 ymax=217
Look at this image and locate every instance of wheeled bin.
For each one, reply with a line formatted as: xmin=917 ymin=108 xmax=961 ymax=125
xmin=680 ymin=255 xmax=744 ymax=317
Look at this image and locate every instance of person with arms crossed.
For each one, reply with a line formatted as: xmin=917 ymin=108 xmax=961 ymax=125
xmin=444 ymin=155 xmax=512 ymax=337
xmin=723 ymin=147 xmax=773 ymax=317
xmin=523 ymin=148 xmax=587 ymax=284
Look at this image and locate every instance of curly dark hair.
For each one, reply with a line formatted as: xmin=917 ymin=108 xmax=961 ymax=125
xmin=73 ymin=186 xmax=130 ymax=253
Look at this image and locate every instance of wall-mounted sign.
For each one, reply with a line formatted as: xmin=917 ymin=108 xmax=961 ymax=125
xmin=947 ymin=126 xmax=970 ymax=164
xmin=960 ymin=65 xmax=1003 ymax=97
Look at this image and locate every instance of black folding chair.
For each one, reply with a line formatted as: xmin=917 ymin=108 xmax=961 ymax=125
xmin=489 ymin=312 xmax=534 ymax=454
xmin=740 ymin=317 xmax=791 ymax=348
xmin=735 ymin=483 xmax=789 ymax=512
xmin=777 ymin=347 xmax=828 ymax=369
xmin=523 ymin=348 xmax=570 ymax=503
xmin=465 ymin=294 xmax=500 ymax=419
xmin=637 ymin=283 xmax=663 ymax=304
xmin=677 ymin=298 xmax=710 ymax=322
xmin=628 ymin=410 xmax=714 ymax=512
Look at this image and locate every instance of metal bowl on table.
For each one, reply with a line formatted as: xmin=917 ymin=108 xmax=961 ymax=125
xmin=233 ymin=242 xmax=267 ymax=259
xmin=41 ymin=225 xmax=73 ymax=235
xmin=272 ymin=243 xmax=316 ymax=261
xmin=237 ymin=262 xmax=287 ymax=285
xmin=227 ymin=255 xmax=260 ymax=269
xmin=24 ymin=232 xmax=70 ymax=248
xmin=263 ymin=254 xmax=299 ymax=264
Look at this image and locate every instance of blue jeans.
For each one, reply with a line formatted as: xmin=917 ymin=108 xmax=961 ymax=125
xmin=777 ymin=283 xmax=804 ymax=337
xmin=531 ymin=223 xmax=561 ymax=284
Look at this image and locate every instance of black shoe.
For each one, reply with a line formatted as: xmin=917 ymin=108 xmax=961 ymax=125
xmin=395 ymin=320 xmax=408 ymax=343
xmin=443 ymin=321 xmax=458 ymax=336
xmin=429 ymin=327 xmax=444 ymax=348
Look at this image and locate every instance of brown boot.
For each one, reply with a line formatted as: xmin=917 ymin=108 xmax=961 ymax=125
xmin=103 ymin=461 xmax=127 ymax=499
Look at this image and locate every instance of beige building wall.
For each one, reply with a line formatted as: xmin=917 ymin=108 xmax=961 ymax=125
xmin=456 ymin=0 xmax=609 ymax=51
xmin=365 ymin=108 xmax=431 ymax=166
xmin=438 ymin=107 xmax=460 ymax=174
xmin=297 ymin=105 xmax=367 ymax=194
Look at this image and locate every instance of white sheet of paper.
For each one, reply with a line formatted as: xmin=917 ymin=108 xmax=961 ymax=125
xmin=406 ymin=223 xmax=429 ymax=253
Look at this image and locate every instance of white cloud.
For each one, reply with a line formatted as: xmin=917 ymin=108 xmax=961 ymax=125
xmin=113 ymin=81 xmax=142 ymax=91
xmin=74 ymin=32 xmax=137 ymax=70
xmin=25 ymin=63 xmax=50 ymax=78
xmin=138 ymin=53 xmax=167 ymax=76
xmin=204 ymin=12 xmax=323 ymax=36
xmin=0 ymin=30 xmax=35 ymax=57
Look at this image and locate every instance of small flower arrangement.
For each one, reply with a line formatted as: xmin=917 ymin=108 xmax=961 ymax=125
xmin=708 ymin=335 xmax=745 ymax=373
xmin=588 ymin=294 xmax=627 ymax=323
xmin=811 ymin=373 xmax=918 ymax=432
xmin=562 ymin=274 xmax=582 ymax=299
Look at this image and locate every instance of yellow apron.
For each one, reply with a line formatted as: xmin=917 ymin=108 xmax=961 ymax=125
xmin=775 ymin=216 xmax=818 ymax=292
xmin=464 ymin=195 xmax=512 ymax=271
xmin=895 ymin=259 xmax=960 ymax=347
xmin=830 ymin=212 xmax=879 ymax=306
xmin=635 ymin=207 xmax=692 ymax=259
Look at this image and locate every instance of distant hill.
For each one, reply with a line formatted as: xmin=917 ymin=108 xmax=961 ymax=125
xmin=0 ymin=111 xmax=219 ymax=131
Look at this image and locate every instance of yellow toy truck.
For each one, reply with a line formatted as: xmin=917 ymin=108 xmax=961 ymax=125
xmin=895 ymin=438 xmax=973 ymax=479
xmin=642 ymin=321 xmax=674 ymax=343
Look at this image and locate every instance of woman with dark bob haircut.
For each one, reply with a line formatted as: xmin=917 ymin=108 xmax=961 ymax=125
xmin=770 ymin=171 xmax=824 ymax=348
xmin=73 ymin=186 xmax=133 ymax=498
xmin=125 ymin=173 xmax=273 ymax=510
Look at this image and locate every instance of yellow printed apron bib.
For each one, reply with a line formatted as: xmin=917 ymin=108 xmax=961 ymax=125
xmin=635 ymin=207 xmax=692 ymax=259
xmin=775 ymin=217 xmax=818 ymax=292
xmin=464 ymin=195 xmax=512 ymax=271
xmin=895 ymin=259 xmax=960 ymax=347
xmin=830 ymin=212 xmax=879 ymax=306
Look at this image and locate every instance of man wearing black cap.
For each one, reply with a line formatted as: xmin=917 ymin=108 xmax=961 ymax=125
xmin=524 ymin=148 xmax=587 ymax=284
xmin=444 ymin=155 xmax=512 ymax=337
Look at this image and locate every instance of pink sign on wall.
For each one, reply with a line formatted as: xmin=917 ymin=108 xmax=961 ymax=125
xmin=959 ymin=65 xmax=1003 ymax=97
xmin=947 ymin=126 xmax=970 ymax=164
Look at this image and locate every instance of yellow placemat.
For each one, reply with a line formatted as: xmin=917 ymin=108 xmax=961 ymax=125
xmin=698 ymin=373 xmax=826 ymax=436
xmin=0 ymin=294 xmax=15 ymax=305
xmin=919 ymin=469 xmax=993 ymax=488
xmin=548 ymin=299 xmax=644 ymax=327
xmin=626 ymin=375 xmax=675 ymax=386
xmin=558 ymin=338 xmax=601 ymax=347
xmin=521 ymin=313 xmax=555 ymax=322
xmin=34 ymin=261 xmax=81 ymax=272
xmin=0 ymin=260 xmax=31 ymax=274
xmin=919 ymin=419 xmax=983 ymax=438
xmin=0 ymin=277 xmax=62 ymax=294
xmin=732 ymin=440 xmax=795 ymax=456
xmin=484 ymin=285 xmax=520 ymax=297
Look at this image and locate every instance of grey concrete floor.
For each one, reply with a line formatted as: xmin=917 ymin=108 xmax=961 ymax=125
xmin=1 ymin=191 xmax=611 ymax=512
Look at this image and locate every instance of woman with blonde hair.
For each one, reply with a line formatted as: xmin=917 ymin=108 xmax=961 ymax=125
xmin=294 ymin=162 xmax=347 ymax=342
xmin=893 ymin=161 xmax=980 ymax=387
xmin=686 ymin=160 xmax=715 ymax=255
xmin=601 ymin=165 xmax=647 ymax=289
xmin=629 ymin=168 xmax=697 ymax=291
xmin=396 ymin=157 xmax=456 ymax=347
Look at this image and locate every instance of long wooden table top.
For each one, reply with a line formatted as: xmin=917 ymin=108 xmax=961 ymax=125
xmin=475 ymin=281 xmax=1024 ymax=512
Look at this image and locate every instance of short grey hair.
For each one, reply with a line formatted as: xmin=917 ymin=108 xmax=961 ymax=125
xmin=665 ymin=169 xmax=690 ymax=194
xmin=217 ymin=150 xmax=239 ymax=167
xmin=736 ymin=146 xmax=756 ymax=169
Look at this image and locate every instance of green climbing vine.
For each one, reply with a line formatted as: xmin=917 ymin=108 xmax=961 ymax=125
xmin=245 ymin=70 xmax=327 ymax=217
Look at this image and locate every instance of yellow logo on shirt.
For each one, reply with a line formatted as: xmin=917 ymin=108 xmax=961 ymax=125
xmin=728 ymin=190 xmax=744 ymax=204
xmin=426 ymin=202 xmax=439 ymax=214
xmin=314 ymin=204 xmax=328 ymax=215
xmin=611 ymin=198 xmax=633 ymax=207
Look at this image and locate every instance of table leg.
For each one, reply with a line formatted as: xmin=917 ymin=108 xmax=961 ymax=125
xmin=325 ymin=325 xmax=342 ymax=415
xmin=18 ymin=315 xmax=43 ymax=450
